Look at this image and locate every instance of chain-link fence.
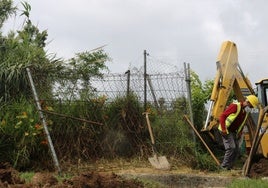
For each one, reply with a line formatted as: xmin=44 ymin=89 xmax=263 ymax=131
xmin=91 ymin=69 xmax=187 ymax=109
xmin=92 ymin=54 xmax=187 ymax=105
xmin=25 ymin=56 xmax=193 ymax=169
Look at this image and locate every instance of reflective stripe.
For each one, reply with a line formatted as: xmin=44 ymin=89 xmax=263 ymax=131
xmin=236 ymin=112 xmax=249 ymax=135
xmin=218 ymin=102 xmax=247 ymax=135
xmin=226 ymin=118 xmax=233 ymax=125
xmin=225 ymin=103 xmax=241 ymax=127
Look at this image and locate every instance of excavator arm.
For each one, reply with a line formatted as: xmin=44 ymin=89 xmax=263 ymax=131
xmin=202 ymin=41 xmax=255 ymax=138
xmin=197 ymin=40 xmax=268 ymax=170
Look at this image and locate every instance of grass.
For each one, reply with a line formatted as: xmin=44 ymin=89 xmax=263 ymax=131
xmin=19 ymin=172 xmax=35 ymax=183
xmin=227 ymin=178 xmax=268 ymax=188
xmin=139 ymin=178 xmax=167 ymax=188
xmin=19 ymin=171 xmax=74 ymax=184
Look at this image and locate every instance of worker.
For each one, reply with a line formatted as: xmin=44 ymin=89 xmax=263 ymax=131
xmin=218 ymin=95 xmax=259 ymax=170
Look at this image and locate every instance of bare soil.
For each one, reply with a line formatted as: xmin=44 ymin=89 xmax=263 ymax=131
xmin=0 ymin=162 xmax=143 ymax=188
xmin=249 ymin=157 xmax=268 ymax=178
xmin=1 ymin=158 xmax=268 ymax=188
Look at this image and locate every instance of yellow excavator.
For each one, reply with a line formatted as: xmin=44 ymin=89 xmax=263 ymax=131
xmin=200 ymin=41 xmax=268 ymax=168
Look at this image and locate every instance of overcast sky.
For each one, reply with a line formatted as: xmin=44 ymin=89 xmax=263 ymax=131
xmin=3 ymin=0 xmax=268 ymax=84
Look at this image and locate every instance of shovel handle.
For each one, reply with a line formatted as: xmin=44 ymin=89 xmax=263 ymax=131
xmin=143 ymin=112 xmax=155 ymax=145
xmin=184 ymin=115 xmax=220 ymax=166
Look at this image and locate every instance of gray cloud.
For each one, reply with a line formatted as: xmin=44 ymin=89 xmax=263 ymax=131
xmin=3 ymin=0 xmax=268 ymax=84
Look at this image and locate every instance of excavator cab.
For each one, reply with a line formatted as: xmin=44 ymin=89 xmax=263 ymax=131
xmin=256 ymin=79 xmax=268 ymax=107
xmin=255 ymin=79 xmax=268 ymax=157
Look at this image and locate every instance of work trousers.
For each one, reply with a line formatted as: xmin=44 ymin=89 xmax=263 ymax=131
xmin=221 ymin=132 xmax=239 ymax=169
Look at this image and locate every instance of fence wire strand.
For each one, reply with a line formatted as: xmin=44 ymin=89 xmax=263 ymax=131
xmin=29 ymin=58 xmax=191 ymax=162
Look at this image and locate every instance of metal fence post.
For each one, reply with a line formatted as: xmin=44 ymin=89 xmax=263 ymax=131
xmin=184 ymin=62 xmax=196 ymax=143
xmin=125 ymin=70 xmax=130 ymax=96
xmin=26 ymin=68 xmax=61 ymax=173
xmin=144 ymin=50 xmax=147 ymax=112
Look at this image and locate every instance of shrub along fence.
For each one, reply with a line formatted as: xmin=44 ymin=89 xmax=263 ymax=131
xmin=0 ymin=58 xmax=196 ymax=171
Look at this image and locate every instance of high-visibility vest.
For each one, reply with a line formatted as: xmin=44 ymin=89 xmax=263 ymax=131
xmin=218 ymin=102 xmax=249 ymax=135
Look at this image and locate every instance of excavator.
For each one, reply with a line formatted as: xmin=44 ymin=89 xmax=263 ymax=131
xmin=199 ymin=41 xmax=268 ymax=175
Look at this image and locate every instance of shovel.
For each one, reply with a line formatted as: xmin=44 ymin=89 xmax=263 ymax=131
xmin=143 ymin=112 xmax=170 ymax=170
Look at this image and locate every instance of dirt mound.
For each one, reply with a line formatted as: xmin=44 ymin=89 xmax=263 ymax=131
xmin=31 ymin=172 xmax=59 ymax=187
xmin=20 ymin=171 xmax=144 ymax=188
xmin=2 ymin=158 xmax=268 ymax=187
xmin=0 ymin=162 xmax=144 ymax=188
xmin=62 ymin=172 xmax=144 ymax=188
xmin=0 ymin=162 xmax=25 ymax=185
xmin=249 ymin=158 xmax=268 ymax=178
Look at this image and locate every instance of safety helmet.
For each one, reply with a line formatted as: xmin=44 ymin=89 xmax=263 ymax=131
xmin=246 ymin=95 xmax=259 ymax=108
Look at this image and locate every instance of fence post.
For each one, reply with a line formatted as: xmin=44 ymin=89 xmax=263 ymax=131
xmin=184 ymin=62 xmax=196 ymax=143
xmin=26 ymin=68 xmax=61 ymax=174
xmin=125 ymin=70 xmax=130 ymax=96
xmin=144 ymin=50 xmax=148 ymax=111
xmin=147 ymin=75 xmax=159 ymax=112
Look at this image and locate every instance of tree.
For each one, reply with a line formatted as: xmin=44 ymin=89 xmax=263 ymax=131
xmin=0 ymin=1 xmax=64 ymax=102
xmin=0 ymin=1 xmax=110 ymax=101
xmin=0 ymin=0 xmax=16 ymax=28
xmin=0 ymin=1 xmax=111 ymax=169
xmin=190 ymin=70 xmax=207 ymax=130
xmin=55 ymin=50 xmax=110 ymax=100
xmin=202 ymin=79 xmax=214 ymax=102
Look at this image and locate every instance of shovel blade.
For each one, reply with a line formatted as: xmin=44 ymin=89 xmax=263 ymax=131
xmin=148 ymin=155 xmax=170 ymax=170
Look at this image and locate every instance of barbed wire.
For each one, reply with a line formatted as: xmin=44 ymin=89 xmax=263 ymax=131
xmin=91 ymin=62 xmax=186 ymax=104
xmin=28 ymin=57 xmax=191 ymax=161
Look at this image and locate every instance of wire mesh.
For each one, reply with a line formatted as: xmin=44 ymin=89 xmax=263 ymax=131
xmin=28 ymin=58 xmax=191 ymax=163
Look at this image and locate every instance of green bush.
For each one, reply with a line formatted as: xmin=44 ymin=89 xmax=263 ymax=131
xmin=144 ymin=97 xmax=197 ymax=166
xmin=104 ymin=93 xmax=145 ymax=157
xmin=193 ymin=151 xmax=219 ymax=171
xmin=0 ymin=98 xmax=48 ymax=169
xmin=47 ymin=97 xmax=105 ymax=161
